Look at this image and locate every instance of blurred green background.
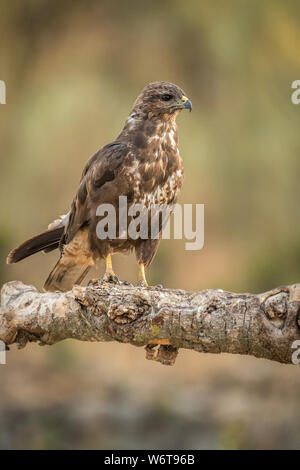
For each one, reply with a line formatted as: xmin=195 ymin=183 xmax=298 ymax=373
xmin=1 ymin=0 xmax=300 ymax=449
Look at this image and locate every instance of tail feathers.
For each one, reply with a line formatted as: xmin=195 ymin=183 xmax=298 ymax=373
xmin=44 ymin=258 xmax=91 ymax=292
xmin=44 ymin=227 xmax=94 ymax=292
xmin=7 ymin=227 xmax=64 ymax=264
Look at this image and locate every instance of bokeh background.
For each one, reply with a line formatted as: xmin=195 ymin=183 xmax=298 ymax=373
xmin=1 ymin=0 xmax=300 ymax=449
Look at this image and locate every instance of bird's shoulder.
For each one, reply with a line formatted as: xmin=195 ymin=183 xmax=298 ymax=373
xmin=64 ymin=141 xmax=133 ymax=244
xmin=81 ymin=141 xmax=129 ymax=180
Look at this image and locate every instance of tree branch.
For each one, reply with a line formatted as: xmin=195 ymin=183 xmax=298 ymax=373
xmin=1 ymin=280 xmax=300 ymax=365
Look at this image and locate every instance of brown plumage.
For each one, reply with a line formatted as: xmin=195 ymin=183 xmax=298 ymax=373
xmin=7 ymin=81 xmax=192 ymax=291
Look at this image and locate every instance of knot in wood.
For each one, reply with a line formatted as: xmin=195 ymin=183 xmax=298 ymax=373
xmin=263 ymin=292 xmax=288 ymax=327
xmin=107 ymin=299 xmax=151 ymax=324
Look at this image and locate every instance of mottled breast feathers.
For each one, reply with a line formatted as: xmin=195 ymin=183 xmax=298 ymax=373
xmin=64 ymin=116 xmax=184 ymax=257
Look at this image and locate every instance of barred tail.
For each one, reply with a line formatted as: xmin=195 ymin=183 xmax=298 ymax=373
xmin=43 ymin=228 xmax=94 ymax=292
xmin=44 ymin=258 xmax=91 ymax=292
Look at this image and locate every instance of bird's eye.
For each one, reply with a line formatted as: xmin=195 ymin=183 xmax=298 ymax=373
xmin=161 ymin=94 xmax=173 ymax=101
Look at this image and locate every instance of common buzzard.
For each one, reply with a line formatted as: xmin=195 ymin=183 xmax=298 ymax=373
xmin=7 ymin=81 xmax=192 ymax=290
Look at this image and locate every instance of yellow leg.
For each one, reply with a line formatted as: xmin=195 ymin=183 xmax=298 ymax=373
xmin=138 ymin=263 xmax=148 ymax=287
xmin=88 ymin=254 xmax=120 ymax=286
xmin=101 ymin=253 xmax=120 ymax=283
xmin=106 ymin=254 xmax=114 ymax=275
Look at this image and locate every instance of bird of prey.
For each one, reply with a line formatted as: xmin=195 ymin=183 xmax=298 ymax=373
xmin=7 ymin=81 xmax=192 ymax=291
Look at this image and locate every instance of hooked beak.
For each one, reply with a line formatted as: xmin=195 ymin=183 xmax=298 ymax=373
xmin=181 ymin=95 xmax=192 ymax=112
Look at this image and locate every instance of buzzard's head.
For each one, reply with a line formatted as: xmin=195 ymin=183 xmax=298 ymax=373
xmin=132 ymin=81 xmax=192 ymax=118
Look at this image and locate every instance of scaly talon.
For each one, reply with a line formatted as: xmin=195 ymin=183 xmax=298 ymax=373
xmin=100 ymin=272 xmax=120 ymax=284
xmin=88 ymin=254 xmax=120 ymax=286
xmin=101 ymin=254 xmax=120 ymax=283
xmin=138 ymin=263 xmax=148 ymax=287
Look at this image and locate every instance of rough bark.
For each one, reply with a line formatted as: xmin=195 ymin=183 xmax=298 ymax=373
xmin=1 ymin=280 xmax=300 ymax=365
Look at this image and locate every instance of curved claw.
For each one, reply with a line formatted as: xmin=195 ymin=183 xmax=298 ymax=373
xmin=100 ymin=273 xmax=121 ymax=284
xmin=88 ymin=273 xmax=121 ymax=287
xmin=139 ymin=280 xmax=148 ymax=288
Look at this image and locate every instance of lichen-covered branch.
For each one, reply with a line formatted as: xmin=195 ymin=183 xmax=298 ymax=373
xmin=1 ymin=280 xmax=300 ymax=365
